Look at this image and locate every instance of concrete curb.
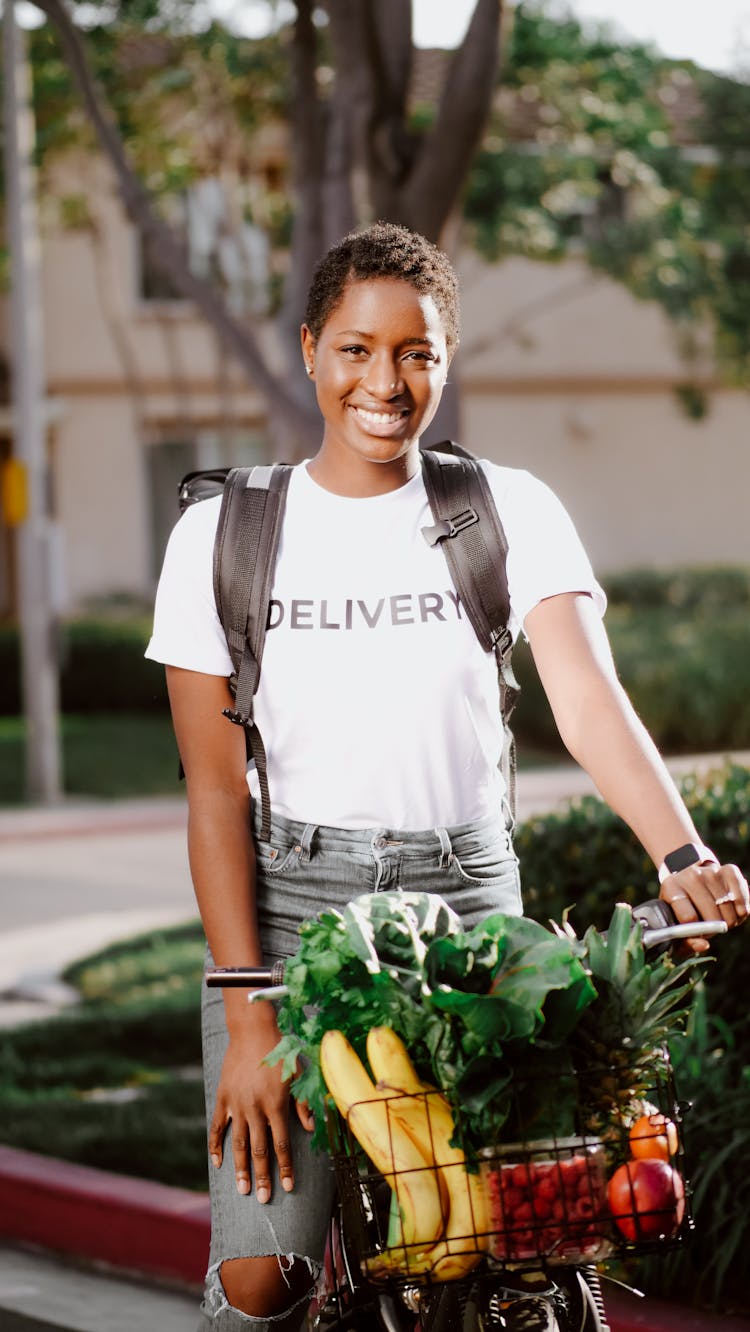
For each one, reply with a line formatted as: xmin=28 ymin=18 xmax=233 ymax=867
xmin=1 ymin=1146 xmax=748 ymax=1329
xmin=0 ymin=1146 xmax=207 ymax=1289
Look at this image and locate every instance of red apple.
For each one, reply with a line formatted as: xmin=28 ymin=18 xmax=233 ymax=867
xmin=607 ymin=1158 xmax=685 ymax=1242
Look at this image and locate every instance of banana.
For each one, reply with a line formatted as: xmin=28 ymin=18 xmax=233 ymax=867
xmin=320 ymin=1030 xmax=446 ymax=1251
xmin=365 ymin=1027 xmax=490 ymax=1274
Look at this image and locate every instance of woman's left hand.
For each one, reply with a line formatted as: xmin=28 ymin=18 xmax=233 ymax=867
xmin=660 ymin=862 xmax=749 ymax=952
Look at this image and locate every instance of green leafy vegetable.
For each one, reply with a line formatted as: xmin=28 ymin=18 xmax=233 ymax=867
xmin=268 ymin=891 xmax=598 ymax=1151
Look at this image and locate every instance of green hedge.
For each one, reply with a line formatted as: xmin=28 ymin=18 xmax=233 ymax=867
xmin=512 ymin=567 xmax=750 ymax=754
xmin=518 ymin=761 xmax=750 ymax=1310
xmin=0 ymin=618 xmax=168 ymax=715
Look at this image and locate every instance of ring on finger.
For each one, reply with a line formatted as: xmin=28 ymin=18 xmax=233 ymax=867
xmin=714 ymin=891 xmax=736 ymax=906
xmin=668 ymin=893 xmax=689 ymax=903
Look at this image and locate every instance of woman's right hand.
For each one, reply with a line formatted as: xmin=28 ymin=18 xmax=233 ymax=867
xmin=209 ymin=1005 xmax=314 ymax=1202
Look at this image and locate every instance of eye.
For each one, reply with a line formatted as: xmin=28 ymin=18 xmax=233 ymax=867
xmin=403 ymin=349 xmax=436 ymax=363
xmin=340 ymin=343 xmax=369 ymax=357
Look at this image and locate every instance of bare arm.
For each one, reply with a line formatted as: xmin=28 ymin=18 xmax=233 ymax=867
xmin=167 ymin=666 xmax=312 ymax=1201
xmin=524 ymin=594 xmax=748 ymax=940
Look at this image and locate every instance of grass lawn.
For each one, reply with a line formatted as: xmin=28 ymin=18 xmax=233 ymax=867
xmin=0 ymin=713 xmax=182 ymax=804
xmin=0 ymin=922 xmax=208 ymax=1189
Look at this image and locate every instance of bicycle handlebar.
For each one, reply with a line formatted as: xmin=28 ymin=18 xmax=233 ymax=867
xmin=204 ymin=898 xmax=729 ymax=993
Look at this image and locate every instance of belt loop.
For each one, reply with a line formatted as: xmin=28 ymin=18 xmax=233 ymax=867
xmin=434 ymin=826 xmax=452 ymax=869
xmin=297 ymin=823 xmax=317 ymax=862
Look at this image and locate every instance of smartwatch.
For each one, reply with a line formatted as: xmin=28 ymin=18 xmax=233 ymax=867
xmin=657 ymin=842 xmax=719 ymax=884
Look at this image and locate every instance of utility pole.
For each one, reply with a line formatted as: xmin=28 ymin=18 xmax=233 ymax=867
xmin=2 ymin=1 xmax=62 ymax=802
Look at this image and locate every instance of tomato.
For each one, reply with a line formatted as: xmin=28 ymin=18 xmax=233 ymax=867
xmin=607 ymin=1158 xmax=685 ymax=1241
xmin=629 ymin=1112 xmax=679 ymax=1162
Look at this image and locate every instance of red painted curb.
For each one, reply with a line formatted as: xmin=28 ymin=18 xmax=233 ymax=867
xmin=1 ymin=1146 xmax=748 ymax=1328
xmin=0 ymin=1145 xmax=209 ymax=1287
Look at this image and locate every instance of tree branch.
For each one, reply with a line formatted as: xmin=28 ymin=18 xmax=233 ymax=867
xmin=365 ymin=0 xmax=419 ymax=217
xmin=401 ymin=0 xmax=503 ymax=240
xmin=33 ymin=0 xmax=318 ymax=440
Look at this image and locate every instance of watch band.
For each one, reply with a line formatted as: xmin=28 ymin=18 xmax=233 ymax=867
xmin=657 ymin=841 xmax=719 ymax=884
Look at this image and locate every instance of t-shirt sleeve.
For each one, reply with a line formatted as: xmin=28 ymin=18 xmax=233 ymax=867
xmin=481 ymin=462 xmax=607 ymax=640
xmin=144 ymin=496 xmax=233 ymax=675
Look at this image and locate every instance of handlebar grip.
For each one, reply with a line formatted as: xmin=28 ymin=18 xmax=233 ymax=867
xmin=205 ymin=961 xmax=286 ymax=988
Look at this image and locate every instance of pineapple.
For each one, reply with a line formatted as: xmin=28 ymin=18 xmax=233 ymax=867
xmin=566 ymin=903 xmax=706 ymax=1140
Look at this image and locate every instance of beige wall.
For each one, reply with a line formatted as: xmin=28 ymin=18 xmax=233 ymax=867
xmin=34 ymin=158 xmax=269 ymax=610
xmin=457 ymin=254 xmax=749 ymax=572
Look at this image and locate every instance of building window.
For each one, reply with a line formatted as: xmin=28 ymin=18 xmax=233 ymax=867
xmin=138 ymin=178 xmax=272 ymax=315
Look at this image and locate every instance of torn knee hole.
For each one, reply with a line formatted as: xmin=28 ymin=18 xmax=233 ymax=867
xmin=219 ymin=1254 xmax=316 ymax=1320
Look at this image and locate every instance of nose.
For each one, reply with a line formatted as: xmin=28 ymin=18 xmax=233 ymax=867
xmin=361 ymin=352 xmax=404 ymax=399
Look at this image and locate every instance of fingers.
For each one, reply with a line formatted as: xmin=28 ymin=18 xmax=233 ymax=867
xmin=232 ymin=1120 xmax=253 ymax=1196
xmin=214 ymin=1112 xmax=295 ymax=1203
xmin=247 ymin=1115 xmax=272 ymax=1202
xmin=269 ymin=1114 xmax=295 ymax=1195
xmin=296 ymin=1097 xmax=315 ymax=1134
xmin=208 ymin=1100 xmax=228 ymax=1171
xmin=661 ymin=862 xmax=749 ymax=951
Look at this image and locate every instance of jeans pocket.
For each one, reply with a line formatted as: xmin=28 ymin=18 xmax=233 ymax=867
xmin=256 ymin=838 xmax=301 ymax=876
xmin=448 ymin=835 xmax=518 ymax=887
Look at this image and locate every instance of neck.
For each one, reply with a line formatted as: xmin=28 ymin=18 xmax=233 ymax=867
xmin=307 ymin=447 xmax=420 ymax=497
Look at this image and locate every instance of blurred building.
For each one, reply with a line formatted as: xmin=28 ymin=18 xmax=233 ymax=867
xmin=0 ymin=104 xmax=748 ymax=617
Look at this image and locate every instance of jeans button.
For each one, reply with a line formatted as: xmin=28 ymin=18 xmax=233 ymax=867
xmin=374 ymin=836 xmax=387 ymax=849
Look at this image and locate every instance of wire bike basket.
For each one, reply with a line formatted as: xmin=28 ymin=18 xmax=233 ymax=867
xmin=328 ymin=1054 xmax=691 ymax=1288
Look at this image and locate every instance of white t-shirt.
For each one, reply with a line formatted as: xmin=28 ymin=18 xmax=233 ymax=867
xmin=146 ymin=460 xmax=605 ymax=829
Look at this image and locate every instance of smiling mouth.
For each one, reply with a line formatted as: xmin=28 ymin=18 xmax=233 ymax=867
xmin=350 ymin=405 xmax=410 ymax=431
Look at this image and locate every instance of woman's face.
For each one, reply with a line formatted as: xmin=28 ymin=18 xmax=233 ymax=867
xmin=301 ymin=277 xmax=449 ymax=490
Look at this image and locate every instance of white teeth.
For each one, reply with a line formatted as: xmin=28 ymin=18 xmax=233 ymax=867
xmin=354 ymin=407 xmax=405 ymax=424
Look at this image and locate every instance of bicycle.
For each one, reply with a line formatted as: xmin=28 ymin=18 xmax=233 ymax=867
xmin=207 ymin=898 xmax=727 ymax=1332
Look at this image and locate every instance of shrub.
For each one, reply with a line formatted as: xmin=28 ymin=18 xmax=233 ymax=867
xmin=511 ymin=572 xmax=750 ymax=754
xmin=0 ymin=619 xmax=168 ymax=715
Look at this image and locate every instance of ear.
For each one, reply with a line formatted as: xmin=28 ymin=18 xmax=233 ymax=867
xmin=300 ymin=325 xmax=315 ymax=378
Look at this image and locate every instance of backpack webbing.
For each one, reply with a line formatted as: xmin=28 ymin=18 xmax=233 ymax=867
xmin=212 ymin=464 xmax=292 ymax=839
xmin=419 ymin=443 xmax=520 ymax=822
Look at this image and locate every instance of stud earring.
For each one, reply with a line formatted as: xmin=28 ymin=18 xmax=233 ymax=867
xmin=305 ymin=364 xmax=313 ymax=375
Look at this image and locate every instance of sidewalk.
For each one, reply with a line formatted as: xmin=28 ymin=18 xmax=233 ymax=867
xmin=0 ymin=1244 xmax=198 ymax=1332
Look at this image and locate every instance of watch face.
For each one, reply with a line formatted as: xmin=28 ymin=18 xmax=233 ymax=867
xmin=664 ymin=843 xmax=701 ymax=875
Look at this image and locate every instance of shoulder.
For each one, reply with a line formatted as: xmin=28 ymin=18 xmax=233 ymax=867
xmin=477 ymin=459 xmax=555 ymax=506
xmin=174 ymin=493 xmax=223 ymax=540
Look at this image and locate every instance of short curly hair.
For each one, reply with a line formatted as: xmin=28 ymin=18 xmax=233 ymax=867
xmin=304 ymin=222 xmax=460 ymax=356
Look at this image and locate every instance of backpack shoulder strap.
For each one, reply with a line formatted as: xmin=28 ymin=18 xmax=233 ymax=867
xmin=420 ymin=442 xmax=512 ymax=657
xmin=213 ymin=463 xmax=292 ymax=839
xmin=420 ymin=442 xmax=520 ymax=821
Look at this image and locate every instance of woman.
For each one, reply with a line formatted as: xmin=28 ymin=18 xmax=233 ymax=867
xmin=146 ymin=222 xmax=748 ymax=1332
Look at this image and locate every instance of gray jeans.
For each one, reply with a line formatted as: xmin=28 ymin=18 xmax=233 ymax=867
xmin=198 ymin=809 xmax=521 ymax=1330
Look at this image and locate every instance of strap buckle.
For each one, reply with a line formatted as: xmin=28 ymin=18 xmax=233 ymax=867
xmin=491 ymin=625 xmax=513 ymax=657
xmin=421 ymin=507 xmax=479 ymax=547
xmin=222 ymin=707 xmax=254 ymax=729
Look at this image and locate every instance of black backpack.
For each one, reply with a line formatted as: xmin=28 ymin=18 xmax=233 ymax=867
xmin=178 ymin=442 xmax=520 ymax=839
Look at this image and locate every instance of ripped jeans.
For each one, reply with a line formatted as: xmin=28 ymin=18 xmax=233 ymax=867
xmin=198 ymin=808 xmax=522 ymax=1330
